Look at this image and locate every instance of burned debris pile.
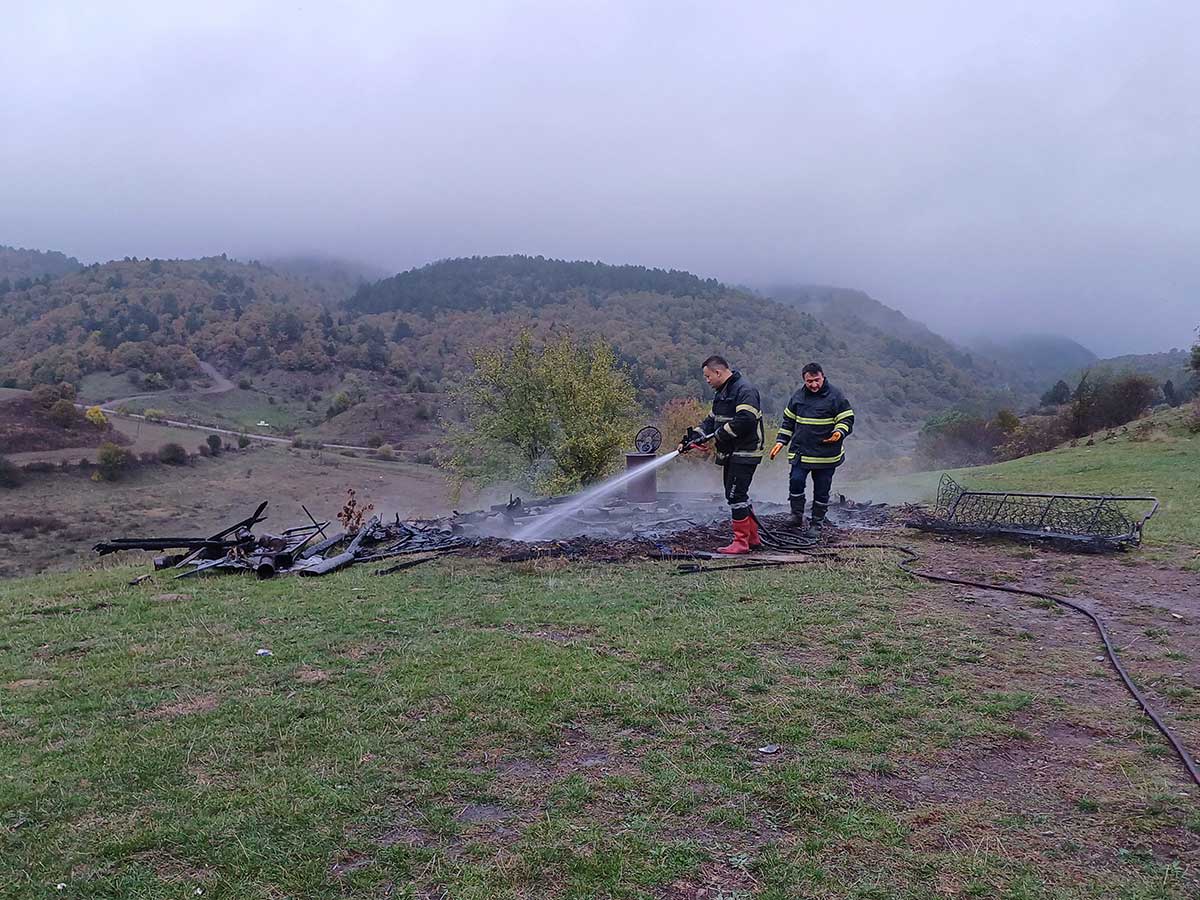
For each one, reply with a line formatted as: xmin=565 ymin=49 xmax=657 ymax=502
xmin=94 ymin=493 xmax=902 ymax=578
xmin=94 ymin=501 xmax=469 ymax=579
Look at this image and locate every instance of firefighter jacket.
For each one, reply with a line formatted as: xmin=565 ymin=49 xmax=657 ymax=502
xmin=776 ymin=380 xmax=854 ymax=469
xmin=699 ymin=370 xmax=765 ymax=466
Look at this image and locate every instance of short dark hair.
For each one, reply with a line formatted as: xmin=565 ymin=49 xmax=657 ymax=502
xmin=802 ymin=362 xmax=824 ymax=376
xmin=701 ymin=355 xmax=729 ymax=371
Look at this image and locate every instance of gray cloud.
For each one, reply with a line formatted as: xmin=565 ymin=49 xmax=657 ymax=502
xmin=3 ymin=0 xmax=1197 ymax=354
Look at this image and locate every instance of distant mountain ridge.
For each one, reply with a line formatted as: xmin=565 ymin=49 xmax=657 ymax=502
xmin=0 ymin=245 xmax=83 ymax=285
xmin=966 ymin=334 xmax=1098 ymax=396
xmin=256 ymin=254 xmax=388 ymax=304
xmin=761 ymin=283 xmax=980 ymax=371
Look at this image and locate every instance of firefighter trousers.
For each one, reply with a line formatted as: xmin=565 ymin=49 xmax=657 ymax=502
xmin=789 ymin=465 xmax=835 ymax=522
xmin=722 ymin=460 xmax=757 ymax=521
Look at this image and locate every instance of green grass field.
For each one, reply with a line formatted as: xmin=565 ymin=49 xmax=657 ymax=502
xmin=1 ymin=552 xmax=1195 ymax=899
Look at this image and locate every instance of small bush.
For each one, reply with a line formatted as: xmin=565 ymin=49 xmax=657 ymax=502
xmin=23 ymin=461 xmax=56 ymax=474
xmin=158 ymin=442 xmax=188 ymax=465
xmin=375 ymin=443 xmax=395 ymax=460
xmin=31 ymin=382 xmax=75 ymax=408
xmin=143 ymin=408 xmax=167 ymax=421
xmin=238 ymin=378 xmax=253 ymax=390
xmin=206 ymin=434 xmax=223 ymax=456
xmin=198 ymin=443 xmax=211 ymax=457
xmin=366 ymin=434 xmax=384 ymax=449
xmin=49 ymin=398 xmax=80 ymax=427
xmin=291 ymin=438 xmax=307 ymax=449
xmin=139 ymin=451 xmax=158 ymax=464
xmin=237 ymin=433 xmax=251 ymax=449
xmin=96 ymin=442 xmax=131 ymax=481
xmin=326 ymin=391 xmax=353 ymax=420
xmin=340 ymin=450 xmax=358 ymax=458
xmin=85 ymin=405 xmax=108 ymax=428
xmin=0 ymin=455 xmax=22 ymax=488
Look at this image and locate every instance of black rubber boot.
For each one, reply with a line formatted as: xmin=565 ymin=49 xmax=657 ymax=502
xmin=789 ymin=501 xmax=805 ymax=527
xmin=804 ymin=518 xmax=824 ymax=540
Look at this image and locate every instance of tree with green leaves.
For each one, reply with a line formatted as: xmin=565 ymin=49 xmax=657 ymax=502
xmin=444 ymin=332 xmax=637 ymax=495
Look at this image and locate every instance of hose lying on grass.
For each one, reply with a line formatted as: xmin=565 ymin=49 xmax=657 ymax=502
xmin=676 ymin=523 xmax=1200 ymax=789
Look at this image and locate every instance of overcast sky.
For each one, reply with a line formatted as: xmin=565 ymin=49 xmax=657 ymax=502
xmin=3 ymin=1 xmax=1197 ymax=355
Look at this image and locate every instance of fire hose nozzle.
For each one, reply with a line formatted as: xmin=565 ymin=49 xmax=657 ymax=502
xmin=679 ymin=430 xmax=716 ymax=454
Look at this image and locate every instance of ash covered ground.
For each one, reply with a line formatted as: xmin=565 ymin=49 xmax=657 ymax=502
xmin=450 ymin=491 xmax=899 ymax=562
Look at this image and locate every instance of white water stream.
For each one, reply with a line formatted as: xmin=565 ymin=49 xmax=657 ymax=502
xmin=513 ymin=450 xmax=682 ymax=541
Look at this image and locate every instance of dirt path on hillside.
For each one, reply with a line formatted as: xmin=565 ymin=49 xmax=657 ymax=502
xmin=196 ymin=360 xmax=235 ymax=394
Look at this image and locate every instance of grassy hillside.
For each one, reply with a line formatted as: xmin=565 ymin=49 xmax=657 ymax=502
xmin=846 ymin=407 xmax=1200 ymax=548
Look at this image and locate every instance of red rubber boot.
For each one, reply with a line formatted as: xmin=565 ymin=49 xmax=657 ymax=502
xmin=745 ymin=515 xmax=762 ymax=551
xmin=716 ymin=518 xmax=752 ymax=555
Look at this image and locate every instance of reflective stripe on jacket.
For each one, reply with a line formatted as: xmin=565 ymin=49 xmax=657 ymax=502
xmin=775 ymin=380 xmax=854 ymax=469
xmin=699 ymin=369 xmax=765 ymax=466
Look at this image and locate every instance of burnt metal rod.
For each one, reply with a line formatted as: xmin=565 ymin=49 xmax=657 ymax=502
xmin=301 ymin=505 xmax=329 ymax=541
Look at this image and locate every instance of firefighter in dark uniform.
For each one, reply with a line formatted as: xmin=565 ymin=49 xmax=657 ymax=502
xmin=769 ymin=362 xmax=854 ymax=539
xmin=676 ymin=355 xmax=766 ymax=554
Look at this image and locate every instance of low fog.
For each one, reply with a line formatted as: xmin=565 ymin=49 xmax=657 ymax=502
xmin=3 ymin=1 xmax=1198 ymax=355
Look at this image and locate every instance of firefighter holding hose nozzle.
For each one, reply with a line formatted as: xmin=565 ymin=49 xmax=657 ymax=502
xmin=769 ymin=362 xmax=854 ymax=540
xmin=677 ymin=355 xmax=766 ymax=555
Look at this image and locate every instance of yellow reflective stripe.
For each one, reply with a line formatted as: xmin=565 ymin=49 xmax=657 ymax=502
xmin=784 ymin=408 xmax=840 ymax=425
xmin=799 ymin=452 xmax=844 ymax=464
xmin=834 ymin=423 xmax=850 ymax=432
xmin=731 ymin=450 xmax=762 ymax=458
xmin=835 ymin=409 xmax=854 ymax=421
xmin=777 ymin=430 xmax=794 ymax=439
xmin=735 ymin=404 xmax=761 ymax=416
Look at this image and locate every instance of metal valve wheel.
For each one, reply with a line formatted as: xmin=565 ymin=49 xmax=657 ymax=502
xmin=634 ymin=425 xmax=662 ymax=454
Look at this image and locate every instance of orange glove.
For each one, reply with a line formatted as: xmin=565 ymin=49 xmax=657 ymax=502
xmin=822 ymin=430 xmax=844 ymax=444
xmin=769 ymin=442 xmax=784 ymax=460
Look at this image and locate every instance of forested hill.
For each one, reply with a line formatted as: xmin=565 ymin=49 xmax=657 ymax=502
xmin=0 ymin=245 xmax=82 ymax=287
xmin=0 ymin=251 xmax=1005 ymax=429
xmin=345 ymin=255 xmax=1002 ymax=423
xmin=0 ymin=256 xmax=363 ymax=386
xmin=346 ymin=255 xmax=725 ymax=315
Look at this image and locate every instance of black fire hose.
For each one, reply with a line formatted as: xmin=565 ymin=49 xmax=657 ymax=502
xmin=677 ymin=532 xmax=1200 ymax=788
